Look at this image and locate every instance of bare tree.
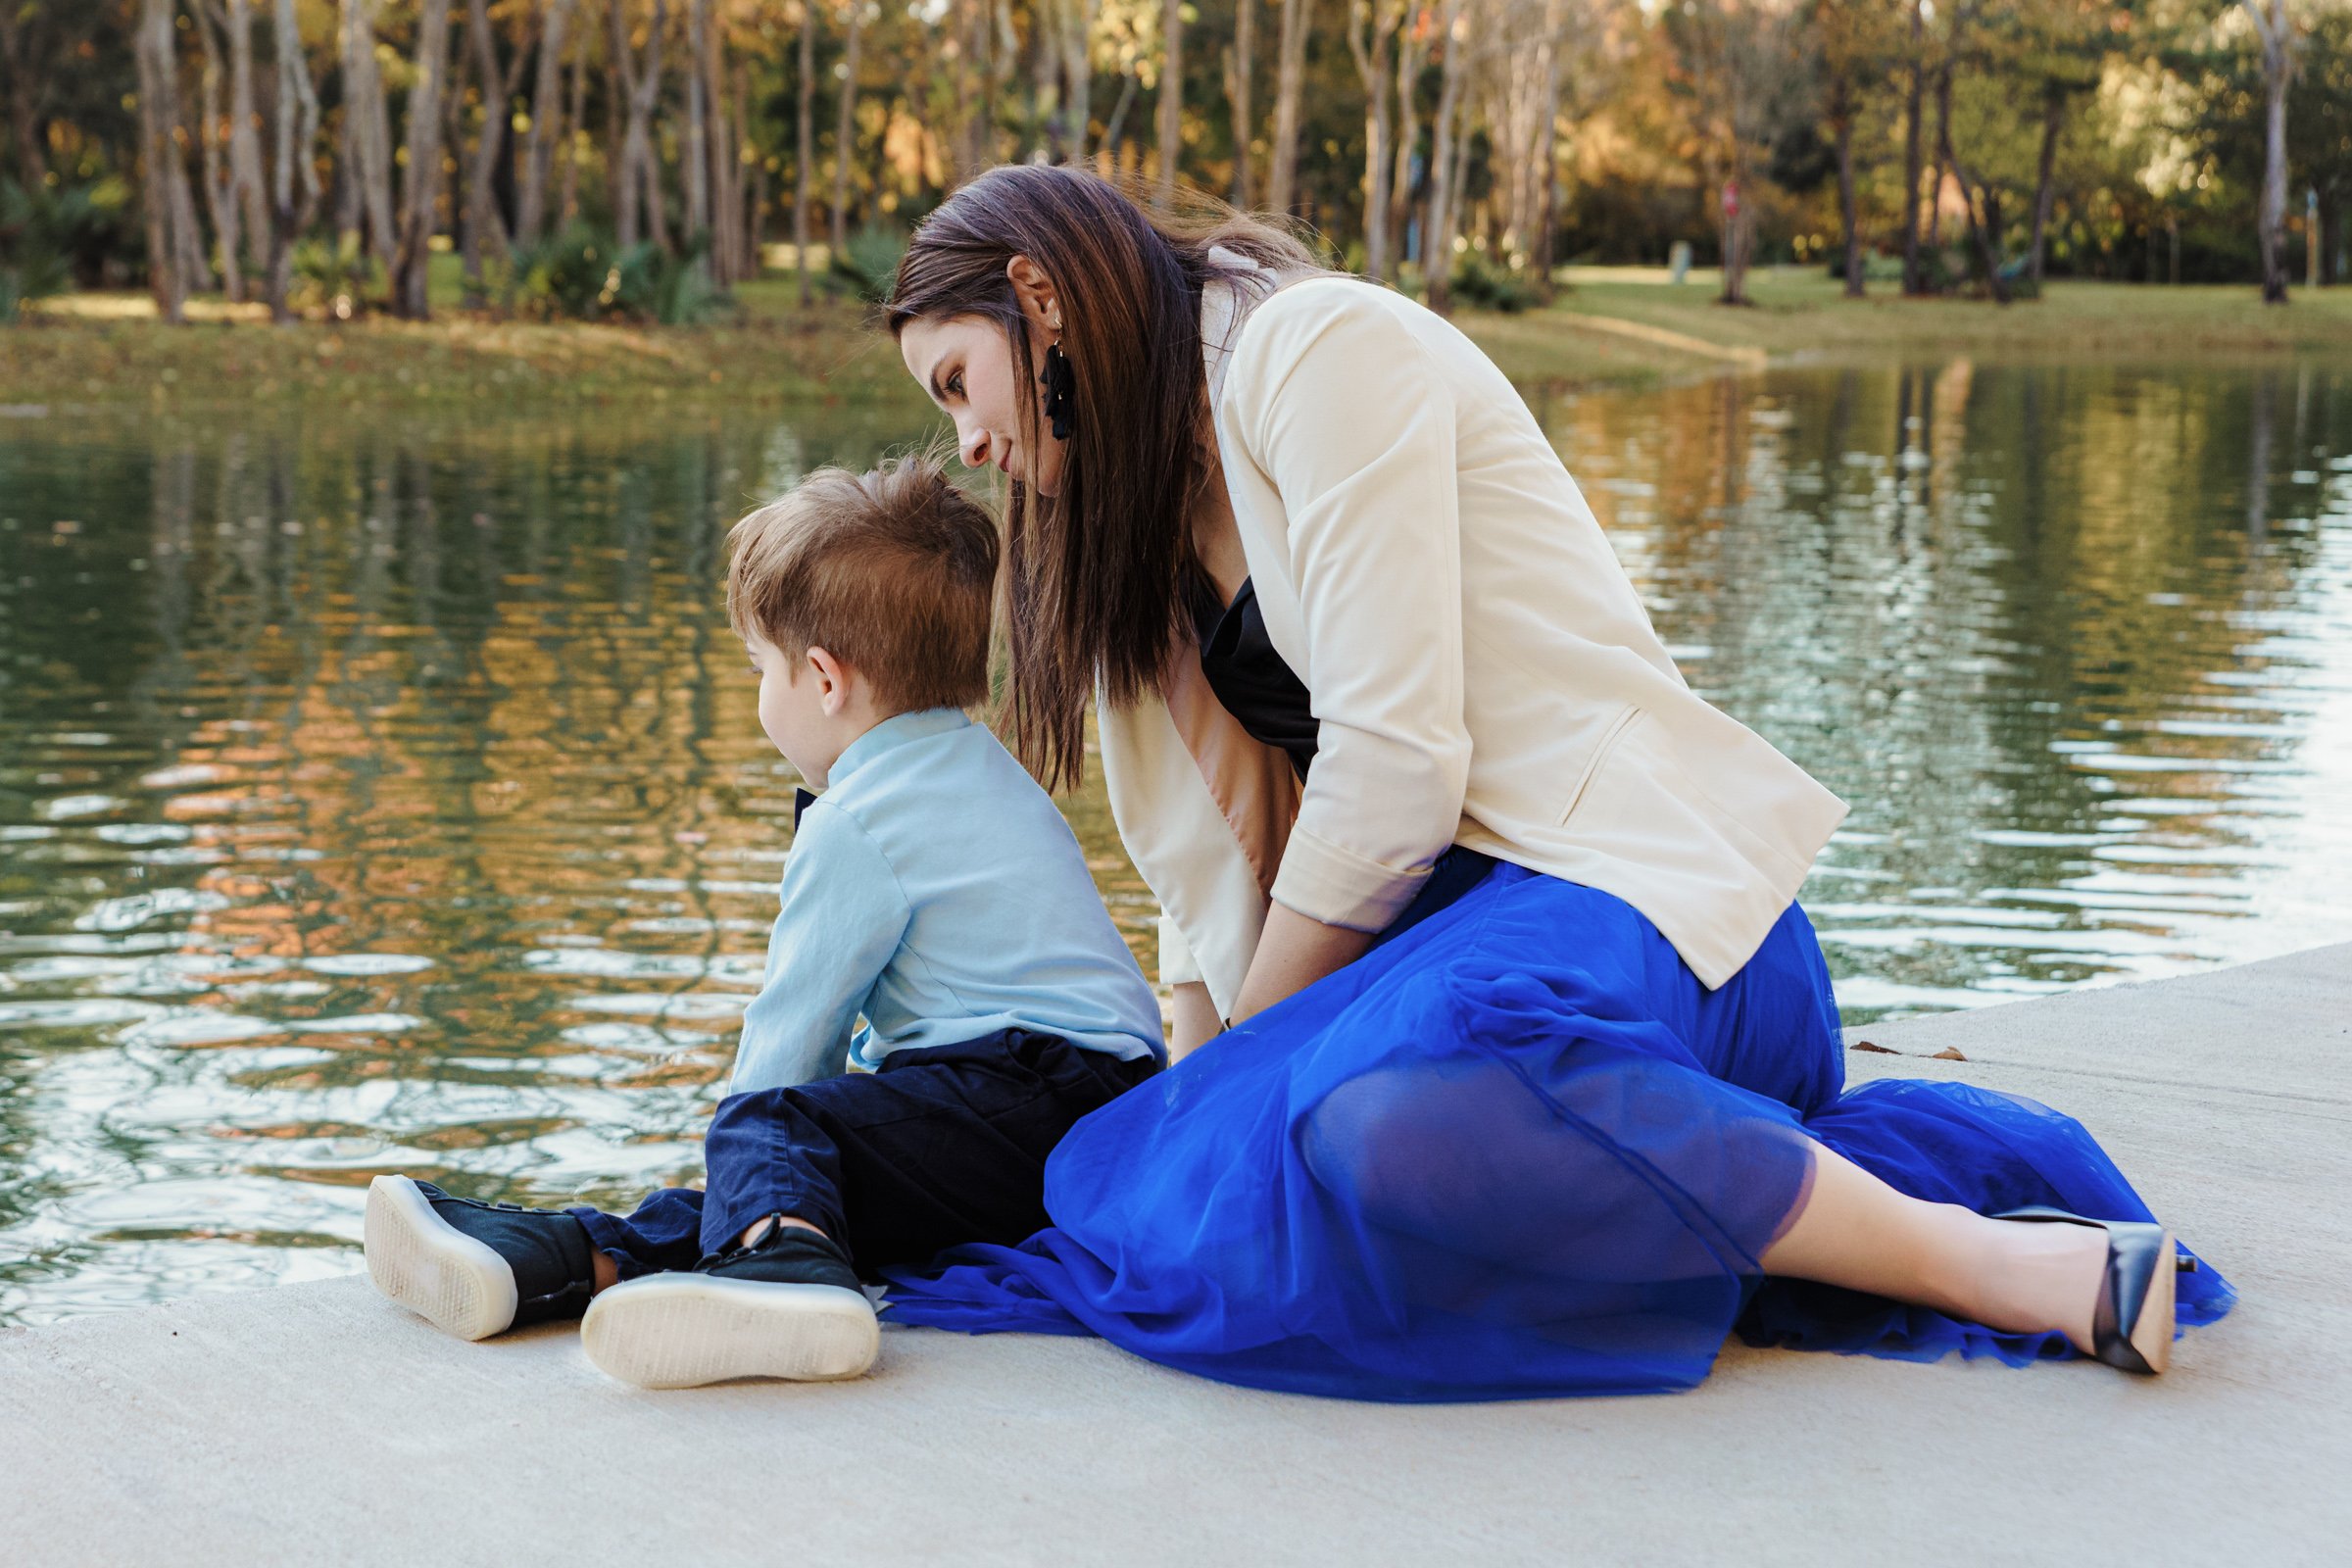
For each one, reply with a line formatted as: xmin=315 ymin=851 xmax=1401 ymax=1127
xmin=797 ymin=0 xmax=816 ymax=303
xmin=222 ymin=1 xmax=270 ymax=262
xmin=1528 ymin=0 xmax=1566 ymax=301
xmin=1422 ymin=0 xmax=1469 ymax=313
xmin=1224 ymin=0 xmax=1255 ymax=207
xmin=1265 ymin=0 xmax=1312 ymax=215
xmin=1157 ymin=0 xmax=1184 ymax=203
xmin=701 ymin=0 xmax=739 ymax=285
xmin=1057 ymin=0 xmax=1096 ymax=162
xmin=1898 ymin=0 xmax=1925 ymax=295
xmin=559 ymin=12 xmax=590 ymax=228
xmin=393 ymin=0 xmax=455 ymax=318
xmin=610 ymin=0 xmax=671 ymax=251
xmin=195 ymin=3 xmax=247 ymax=302
xmin=264 ymin=0 xmax=322 ymax=322
xmin=342 ymin=0 xmax=400 ymax=279
xmin=1348 ymin=0 xmax=1401 ymax=277
xmin=0 ymin=5 xmax=56 ymax=188
xmin=685 ymin=0 xmax=712 ymax=262
xmin=134 ymin=0 xmax=187 ymax=322
xmin=517 ymin=0 xmax=578 ymax=247
xmin=1385 ymin=6 xmax=1424 ymax=279
xmin=462 ymin=0 xmax=534 ymax=305
xmin=2242 ymin=0 xmax=2298 ymax=305
xmin=833 ymin=0 xmax=863 ymax=253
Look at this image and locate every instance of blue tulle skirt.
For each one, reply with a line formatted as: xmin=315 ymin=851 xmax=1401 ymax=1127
xmin=883 ymin=858 xmax=2234 ymax=1401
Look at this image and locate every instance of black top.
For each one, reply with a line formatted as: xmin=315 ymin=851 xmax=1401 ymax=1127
xmin=1190 ymin=573 xmax=1319 ymax=781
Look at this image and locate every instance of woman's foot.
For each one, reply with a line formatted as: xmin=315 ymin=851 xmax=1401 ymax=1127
xmin=364 ymin=1175 xmax=597 ymax=1341
xmin=1990 ymin=1207 xmax=2180 ymax=1374
xmin=580 ymin=1216 xmax=878 ymax=1389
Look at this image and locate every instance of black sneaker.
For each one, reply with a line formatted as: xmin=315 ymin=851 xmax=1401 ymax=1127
xmin=580 ymin=1215 xmax=879 ymax=1389
xmin=364 ymin=1174 xmax=597 ymax=1341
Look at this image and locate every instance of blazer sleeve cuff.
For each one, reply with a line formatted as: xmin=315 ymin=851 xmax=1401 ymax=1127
xmin=1157 ymin=914 xmax=1204 ymax=988
xmin=1270 ymin=827 xmax=1431 ymax=935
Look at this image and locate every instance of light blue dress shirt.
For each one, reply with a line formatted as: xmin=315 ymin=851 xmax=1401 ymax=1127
xmin=727 ymin=708 xmax=1165 ymax=1096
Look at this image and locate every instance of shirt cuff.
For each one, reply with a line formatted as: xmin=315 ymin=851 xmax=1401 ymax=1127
xmin=1157 ymin=914 xmax=1204 ymax=987
xmin=1269 ymin=827 xmax=1433 ymax=935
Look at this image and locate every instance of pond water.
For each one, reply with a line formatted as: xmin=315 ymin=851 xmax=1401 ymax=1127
xmin=4 ymin=360 xmax=2350 ymax=1325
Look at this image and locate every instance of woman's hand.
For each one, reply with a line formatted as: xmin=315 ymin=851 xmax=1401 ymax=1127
xmin=1228 ymin=902 xmax=1375 ymax=1029
xmin=1170 ymin=982 xmax=1222 ymax=1061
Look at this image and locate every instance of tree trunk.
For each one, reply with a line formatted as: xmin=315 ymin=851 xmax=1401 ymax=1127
xmin=342 ymin=0 xmax=400 ymax=279
xmin=2027 ymin=81 xmax=2062 ymax=284
xmin=196 ymin=5 xmax=247 ymax=302
xmin=1225 ymin=0 xmax=1254 ymax=207
xmin=1936 ymin=65 xmax=2008 ymax=306
xmin=224 ymin=0 xmax=270 ymax=263
xmin=1835 ymin=102 xmax=1861 ymax=298
xmin=1156 ymin=0 xmax=1183 ymax=204
xmin=1059 ymin=0 xmax=1093 ymax=162
xmin=393 ymin=0 xmax=455 ymax=318
xmin=2245 ymin=0 xmax=2293 ymax=305
xmin=685 ymin=0 xmax=711 ymax=259
xmin=833 ymin=0 xmax=861 ymax=252
xmin=135 ymin=0 xmax=187 ymax=323
xmin=265 ymin=0 xmax=321 ymax=323
xmin=1422 ymin=0 xmax=1467 ymax=314
xmin=1386 ymin=11 xmax=1421 ymax=280
xmin=612 ymin=0 xmax=670 ymax=252
xmin=797 ymin=0 xmax=816 ymax=304
xmin=1899 ymin=0 xmax=1925 ymax=295
xmin=704 ymin=2 xmax=737 ymax=286
xmin=735 ymin=59 xmax=759 ymax=276
xmin=517 ymin=0 xmax=575 ymax=247
xmin=0 ymin=7 xmax=52 ymax=189
xmin=1528 ymin=0 xmax=1563 ymax=303
xmin=1266 ymin=0 xmax=1310 ymax=215
xmin=462 ymin=0 xmax=528 ymax=305
xmin=1348 ymin=0 xmax=1396 ymax=279
xmin=560 ymin=12 xmax=589 ymax=228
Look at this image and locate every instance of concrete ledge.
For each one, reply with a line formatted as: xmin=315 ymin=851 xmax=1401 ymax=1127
xmin=5 ymin=947 xmax=2349 ymax=1566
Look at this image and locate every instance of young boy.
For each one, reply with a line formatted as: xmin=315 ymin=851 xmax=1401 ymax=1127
xmin=362 ymin=457 xmax=1164 ymax=1387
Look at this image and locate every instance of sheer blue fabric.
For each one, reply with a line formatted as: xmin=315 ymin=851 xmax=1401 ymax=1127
xmin=883 ymin=862 xmax=2234 ymax=1401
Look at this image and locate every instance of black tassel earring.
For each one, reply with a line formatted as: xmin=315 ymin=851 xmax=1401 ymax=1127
xmin=1039 ymin=341 xmax=1076 ymax=441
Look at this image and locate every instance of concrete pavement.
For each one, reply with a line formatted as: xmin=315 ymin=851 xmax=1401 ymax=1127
xmin=3 ymin=944 xmax=2347 ymax=1566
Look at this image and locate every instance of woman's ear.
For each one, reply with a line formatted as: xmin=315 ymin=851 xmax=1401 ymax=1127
xmin=1005 ymin=254 xmax=1062 ymax=336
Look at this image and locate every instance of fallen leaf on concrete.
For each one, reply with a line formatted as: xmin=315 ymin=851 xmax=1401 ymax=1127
xmin=1931 ymin=1047 xmax=1968 ymax=1061
xmin=1849 ymin=1040 xmax=1898 ymax=1054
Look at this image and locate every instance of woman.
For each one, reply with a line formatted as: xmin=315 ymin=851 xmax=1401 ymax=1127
xmin=879 ymin=165 xmax=2231 ymax=1401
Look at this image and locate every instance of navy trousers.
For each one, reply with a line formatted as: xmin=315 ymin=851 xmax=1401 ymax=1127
xmin=568 ymin=1028 xmax=1157 ymax=1281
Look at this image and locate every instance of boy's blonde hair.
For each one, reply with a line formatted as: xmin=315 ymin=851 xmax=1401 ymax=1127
xmin=726 ymin=456 xmax=999 ymax=713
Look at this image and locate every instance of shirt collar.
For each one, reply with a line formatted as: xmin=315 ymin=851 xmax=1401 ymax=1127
xmin=822 ymin=707 xmax=972 ymax=793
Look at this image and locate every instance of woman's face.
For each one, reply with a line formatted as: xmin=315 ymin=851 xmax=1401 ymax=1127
xmin=900 ymin=312 xmax=1069 ymax=499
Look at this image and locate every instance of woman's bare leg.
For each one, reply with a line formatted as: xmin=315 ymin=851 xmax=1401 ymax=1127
xmin=1759 ymin=1145 xmax=2107 ymax=1352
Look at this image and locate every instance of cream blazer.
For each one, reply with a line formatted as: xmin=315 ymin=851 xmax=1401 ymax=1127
xmin=1097 ymin=270 xmax=1847 ymax=1018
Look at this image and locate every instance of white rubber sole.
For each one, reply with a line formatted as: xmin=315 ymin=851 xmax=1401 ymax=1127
xmin=581 ymin=1274 xmax=880 ymax=1390
xmin=2128 ymin=1228 xmax=2179 ymax=1376
xmin=364 ymin=1174 xmax=519 ymax=1342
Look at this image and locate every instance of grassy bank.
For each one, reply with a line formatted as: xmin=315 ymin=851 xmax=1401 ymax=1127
xmin=1549 ymin=268 xmax=2352 ymax=360
xmin=4 ymin=269 xmax=2348 ymax=414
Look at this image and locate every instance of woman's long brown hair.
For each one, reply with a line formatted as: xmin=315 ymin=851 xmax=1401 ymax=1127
xmin=887 ymin=164 xmax=1323 ymax=793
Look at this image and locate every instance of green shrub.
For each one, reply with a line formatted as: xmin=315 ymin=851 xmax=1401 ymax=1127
xmin=1447 ymin=249 xmax=1539 ymax=313
xmin=292 ymin=232 xmax=376 ymax=318
xmin=512 ymin=225 xmax=727 ymax=324
xmin=1 ymin=181 xmax=85 ymax=322
xmin=828 ymin=223 xmax=905 ymax=304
